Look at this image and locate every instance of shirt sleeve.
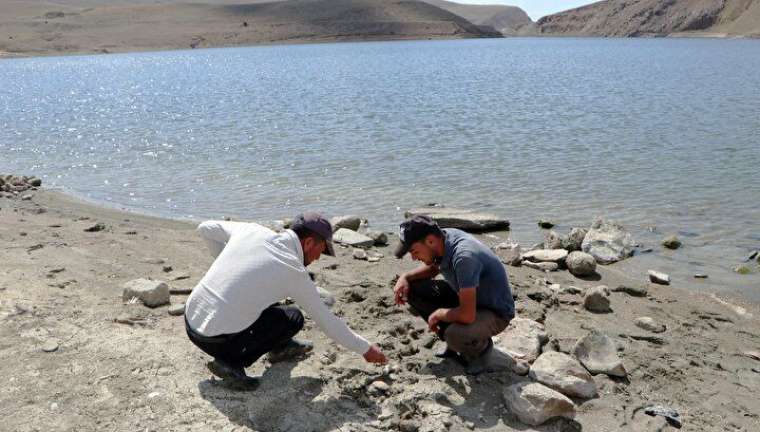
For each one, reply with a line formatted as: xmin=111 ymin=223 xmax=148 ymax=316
xmin=288 ymin=274 xmax=371 ymax=355
xmin=196 ymin=220 xmax=249 ymax=258
xmin=453 ymin=252 xmax=483 ymax=290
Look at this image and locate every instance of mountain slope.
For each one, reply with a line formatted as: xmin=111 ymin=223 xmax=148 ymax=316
xmin=422 ymin=0 xmax=533 ymax=34
xmin=536 ymin=0 xmax=760 ymax=37
xmin=0 ymin=0 xmax=500 ymax=57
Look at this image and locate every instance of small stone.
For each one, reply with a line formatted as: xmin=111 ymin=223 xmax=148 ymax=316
xmin=583 ymin=285 xmax=611 ymax=313
xmin=367 ymin=380 xmax=390 ymax=395
xmin=573 ymin=331 xmax=627 ymax=377
xmin=634 ymin=317 xmax=666 ymax=333
xmin=83 ymin=222 xmax=106 ymax=232
xmin=734 ymin=265 xmax=752 ymax=275
xmin=538 ymin=219 xmax=555 ymax=229
xmin=611 ymin=284 xmax=648 ymax=297
xmin=142 ymin=258 xmax=165 ymax=265
xmin=566 ymin=251 xmax=597 ymax=277
xmin=365 ymin=230 xmax=388 ymax=246
xmin=330 ymin=215 xmax=362 ymax=232
xmin=169 ymin=286 xmax=193 ymax=295
xmin=162 ymin=265 xmax=173 ymax=273
xmin=29 ymin=178 xmax=42 ymax=187
xmin=122 ymin=278 xmax=170 ymax=307
xmin=352 ymin=248 xmax=368 ymax=260
xmin=661 ymin=235 xmax=682 ymax=249
xmin=694 ymin=273 xmax=708 ymax=279
xmin=168 ymin=303 xmax=185 ymax=316
xmin=41 ymin=340 xmax=59 ymax=353
xmin=147 ymin=392 xmax=161 ymax=399
xmin=648 ymin=270 xmax=670 ymax=285
xmin=562 ymin=228 xmax=587 ymax=251
xmin=21 ymin=194 xmax=32 ymax=201
xmin=172 ymin=273 xmax=191 ymax=281
xmin=50 ymin=402 xmax=58 ymax=410
xmin=503 ymin=382 xmax=575 ymax=426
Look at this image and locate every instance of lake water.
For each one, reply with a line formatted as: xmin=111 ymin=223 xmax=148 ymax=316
xmin=1 ymin=38 xmax=759 ymax=298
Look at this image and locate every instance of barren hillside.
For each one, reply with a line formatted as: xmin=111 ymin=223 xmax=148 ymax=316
xmin=422 ymin=0 xmax=533 ymax=34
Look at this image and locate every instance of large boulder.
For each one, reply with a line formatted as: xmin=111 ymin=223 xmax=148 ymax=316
xmin=122 ymin=278 xmax=170 ymax=307
xmin=333 ymin=228 xmax=374 ymax=248
xmin=562 ymin=228 xmax=587 ymax=251
xmin=566 ymin=251 xmax=597 ymax=277
xmin=522 ymin=249 xmax=568 ymax=263
xmin=496 ymin=318 xmax=548 ymax=363
xmin=404 ymin=207 xmax=509 ymax=232
xmin=583 ymin=285 xmax=611 ymax=313
xmin=503 ymin=382 xmax=576 ymax=426
xmin=330 ymin=215 xmax=362 ymax=232
xmin=581 ymin=218 xmax=635 ymax=264
xmin=573 ymin=331 xmax=627 ymax=377
xmin=529 ymin=351 xmax=598 ymax=399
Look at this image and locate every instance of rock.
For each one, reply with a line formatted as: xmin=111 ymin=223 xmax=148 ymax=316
xmin=573 ymin=331 xmax=627 ymax=377
xmin=494 ymin=242 xmax=522 ymax=266
xmin=352 ymin=248 xmax=368 ymax=260
xmin=538 ymin=219 xmax=555 ymax=229
xmin=122 ymin=278 xmax=170 ymax=307
xmin=742 ymin=351 xmax=760 ymax=361
xmin=612 ymin=284 xmax=648 ymax=297
xmin=316 ymin=286 xmax=335 ymax=307
xmin=661 ymin=235 xmax=682 ymax=250
xmin=522 ymin=249 xmax=568 ymax=263
xmin=543 ymin=231 xmax=564 ymax=249
xmin=634 ymin=317 xmax=666 ymax=333
xmin=330 ymin=215 xmax=362 ymax=232
xmin=162 ymin=265 xmax=173 ymax=273
xmin=404 ymin=207 xmax=509 ymax=232
xmin=21 ymin=194 xmax=32 ymax=201
xmin=549 ymin=337 xmax=578 ymax=355
xmin=142 ymin=258 xmax=165 ymax=265
xmin=333 ymin=228 xmax=374 ymax=248
xmin=529 ymin=351 xmax=598 ymax=399
xmin=583 ymin=285 xmax=611 ymax=313
xmin=496 ymin=318 xmax=548 ymax=363
xmin=562 ymin=228 xmax=587 ymax=251
xmin=566 ymin=251 xmax=597 ymax=277
xmin=84 ymin=222 xmax=107 ymax=232
xmin=748 ymin=250 xmax=759 ymax=261
xmin=644 ymin=405 xmax=683 ymax=429
xmin=398 ymin=420 xmax=419 ymax=432
xmin=694 ymin=273 xmax=708 ymax=279
xmin=581 ymin=218 xmax=635 ymax=264
xmin=168 ymin=303 xmax=185 ymax=316
xmin=523 ymin=261 xmax=559 ymax=272
xmin=41 ymin=340 xmax=59 ymax=353
xmin=648 ymin=270 xmax=670 ymax=285
xmin=365 ymin=230 xmax=388 ymax=246
xmin=503 ymin=382 xmax=575 ymax=426
xmin=367 ymin=380 xmax=390 ymax=396
xmin=29 ymin=178 xmax=42 ymax=187
xmin=172 ymin=272 xmax=191 ymax=281
xmin=169 ymin=286 xmax=193 ymax=295
xmin=734 ymin=265 xmax=752 ymax=275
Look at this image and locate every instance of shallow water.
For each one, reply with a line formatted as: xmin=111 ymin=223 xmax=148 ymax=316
xmin=1 ymin=38 xmax=759 ymax=298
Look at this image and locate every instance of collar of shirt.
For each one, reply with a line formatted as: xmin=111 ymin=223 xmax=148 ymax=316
xmin=437 ymin=229 xmax=452 ymax=268
xmin=283 ymin=229 xmax=305 ymax=265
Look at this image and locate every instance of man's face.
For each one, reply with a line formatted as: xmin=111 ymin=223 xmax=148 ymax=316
xmin=302 ymin=236 xmax=327 ymax=266
xmin=409 ymin=237 xmax=437 ymax=265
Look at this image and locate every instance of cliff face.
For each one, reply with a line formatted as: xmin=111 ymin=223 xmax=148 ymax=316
xmin=537 ymin=0 xmax=760 ymax=37
xmin=422 ymin=0 xmax=534 ymax=34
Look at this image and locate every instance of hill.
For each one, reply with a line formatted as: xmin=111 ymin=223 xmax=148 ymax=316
xmin=422 ymin=0 xmax=533 ymax=34
xmin=536 ymin=0 xmax=760 ymax=37
xmin=0 ymin=0 xmax=500 ymax=57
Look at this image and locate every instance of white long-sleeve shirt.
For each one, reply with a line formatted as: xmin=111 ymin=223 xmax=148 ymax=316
xmin=185 ymin=220 xmax=370 ymax=355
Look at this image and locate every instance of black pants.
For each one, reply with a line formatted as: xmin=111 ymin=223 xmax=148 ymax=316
xmin=186 ymin=304 xmax=304 ymax=368
xmin=407 ymin=279 xmax=460 ymax=338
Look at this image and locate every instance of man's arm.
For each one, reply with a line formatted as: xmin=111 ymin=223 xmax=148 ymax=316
xmin=393 ymin=264 xmax=440 ymax=305
xmin=197 ymin=220 xmax=248 ymax=258
xmin=428 ymin=287 xmax=477 ymax=332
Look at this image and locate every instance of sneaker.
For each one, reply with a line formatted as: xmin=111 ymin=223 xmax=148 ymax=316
xmin=206 ymin=360 xmax=260 ymax=390
xmin=267 ymin=338 xmax=313 ymax=363
xmin=435 ymin=347 xmax=468 ymax=366
xmin=464 ymin=339 xmax=495 ymax=376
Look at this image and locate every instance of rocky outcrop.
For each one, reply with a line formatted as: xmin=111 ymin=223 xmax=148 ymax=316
xmin=537 ymin=0 xmax=760 ymax=38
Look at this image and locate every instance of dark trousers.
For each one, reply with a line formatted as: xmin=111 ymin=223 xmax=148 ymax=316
xmin=186 ymin=304 xmax=304 ymax=368
xmin=408 ymin=279 xmax=510 ymax=360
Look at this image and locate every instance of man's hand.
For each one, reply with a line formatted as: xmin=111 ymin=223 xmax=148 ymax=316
xmin=427 ymin=308 xmax=449 ymax=333
xmin=363 ymin=345 xmax=388 ymax=364
xmin=393 ymin=275 xmax=410 ymax=305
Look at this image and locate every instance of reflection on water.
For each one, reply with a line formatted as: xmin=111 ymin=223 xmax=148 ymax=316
xmin=1 ymin=38 xmax=759 ymax=298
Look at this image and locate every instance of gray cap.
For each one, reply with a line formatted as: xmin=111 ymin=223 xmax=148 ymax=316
xmin=291 ymin=211 xmax=335 ymax=256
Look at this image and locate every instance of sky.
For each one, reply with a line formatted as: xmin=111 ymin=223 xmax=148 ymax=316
xmin=456 ymin=0 xmax=597 ymax=21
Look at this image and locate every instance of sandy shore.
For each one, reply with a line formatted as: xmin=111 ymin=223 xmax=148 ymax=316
xmin=1 ymin=188 xmax=759 ymax=431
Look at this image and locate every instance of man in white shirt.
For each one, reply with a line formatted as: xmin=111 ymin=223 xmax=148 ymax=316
xmin=185 ymin=212 xmax=387 ymax=389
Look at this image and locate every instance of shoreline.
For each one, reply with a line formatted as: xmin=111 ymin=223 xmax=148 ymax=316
xmin=2 ymin=186 xmax=759 ymax=430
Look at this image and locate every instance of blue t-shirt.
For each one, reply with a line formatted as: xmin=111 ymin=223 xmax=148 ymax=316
xmin=438 ymin=229 xmax=514 ymax=319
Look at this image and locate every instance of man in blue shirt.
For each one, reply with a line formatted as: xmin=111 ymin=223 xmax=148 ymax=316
xmin=393 ymin=215 xmax=514 ymax=374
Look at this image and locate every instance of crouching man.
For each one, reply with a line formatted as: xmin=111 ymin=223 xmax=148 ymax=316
xmin=393 ymin=215 xmax=515 ymax=375
xmin=186 ymin=212 xmax=387 ymax=390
